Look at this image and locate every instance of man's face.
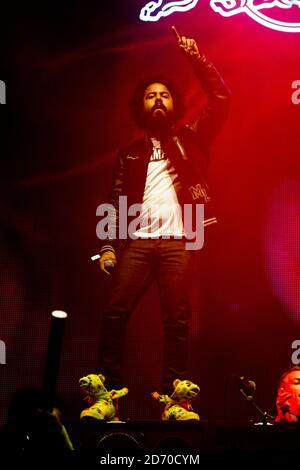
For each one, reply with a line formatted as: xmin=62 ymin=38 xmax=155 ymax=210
xmin=280 ymin=370 xmax=300 ymax=416
xmin=282 ymin=371 xmax=300 ymax=398
xmin=143 ymin=83 xmax=174 ymax=126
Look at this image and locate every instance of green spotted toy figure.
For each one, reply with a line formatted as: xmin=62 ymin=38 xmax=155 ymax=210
xmin=152 ymin=379 xmax=200 ymax=421
xmin=79 ymin=374 xmax=128 ymax=421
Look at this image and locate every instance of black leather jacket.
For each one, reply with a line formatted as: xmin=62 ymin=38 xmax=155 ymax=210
xmin=99 ymin=55 xmax=230 ymax=255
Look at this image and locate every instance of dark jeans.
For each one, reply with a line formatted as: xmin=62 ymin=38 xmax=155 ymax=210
xmin=98 ymin=239 xmax=194 ymax=393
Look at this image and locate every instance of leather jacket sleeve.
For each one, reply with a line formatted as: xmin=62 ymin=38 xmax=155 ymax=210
xmin=188 ymin=54 xmax=231 ymax=149
xmin=99 ymin=151 xmax=125 ymax=256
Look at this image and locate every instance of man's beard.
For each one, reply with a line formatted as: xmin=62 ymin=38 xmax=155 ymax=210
xmin=143 ymin=107 xmax=174 ymax=133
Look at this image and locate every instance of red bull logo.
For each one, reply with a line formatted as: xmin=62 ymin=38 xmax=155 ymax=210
xmin=139 ymin=0 xmax=300 ymax=32
xmin=140 ymin=0 xmax=200 ymax=22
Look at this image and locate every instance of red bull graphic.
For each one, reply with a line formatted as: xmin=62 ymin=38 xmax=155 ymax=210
xmin=139 ymin=0 xmax=300 ymax=32
xmin=139 ymin=0 xmax=200 ymax=22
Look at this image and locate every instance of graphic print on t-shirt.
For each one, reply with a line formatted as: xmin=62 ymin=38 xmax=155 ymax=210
xmin=150 ymin=146 xmax=165 ymax=161
xmin=132 ymin=137 xmax=184 ymax=238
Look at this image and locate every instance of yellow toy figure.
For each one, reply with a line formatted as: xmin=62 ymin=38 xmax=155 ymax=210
xmin=152 ymin=379 xmax=200 ymax=421
xmin=79 ymin=374 xmax=128 ymax=421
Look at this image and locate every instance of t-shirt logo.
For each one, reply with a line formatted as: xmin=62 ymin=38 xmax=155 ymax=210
xmin=150 ymin=147 xmax=165 ymax=162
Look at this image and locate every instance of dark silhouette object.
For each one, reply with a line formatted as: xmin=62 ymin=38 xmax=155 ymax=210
xmin=155 ymin=435 xmax=192 ymax=450
xmin=2 ymin=387 xmax=74 ymax=452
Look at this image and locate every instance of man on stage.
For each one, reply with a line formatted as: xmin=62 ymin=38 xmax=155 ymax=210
xmin=97 ymin=28 xmax=230 ymax=394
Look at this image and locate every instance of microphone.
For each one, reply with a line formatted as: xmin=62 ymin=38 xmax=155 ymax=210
xmin=238 ymin=376 xmax=256 ymax=395
xmin=91 ymin=254 xmax=115 ymax=272
xmin=104 ymin=259 xmax=115 ymax=270
xmin=235 ymin=375 xmax=274 ymax=422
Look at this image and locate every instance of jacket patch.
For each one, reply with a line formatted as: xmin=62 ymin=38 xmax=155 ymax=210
xmin=126 ymin=155 xmax=139 ymax=160
xmin=188 ymin=184 xmax=210 ymax=202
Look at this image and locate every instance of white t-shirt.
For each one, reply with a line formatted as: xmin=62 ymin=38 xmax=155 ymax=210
xmin=133 ymin=138 xmax=184 ymax=238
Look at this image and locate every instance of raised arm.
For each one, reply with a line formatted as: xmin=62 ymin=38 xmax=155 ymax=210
xmin=172 ymin=26 xmax=231 ymax=147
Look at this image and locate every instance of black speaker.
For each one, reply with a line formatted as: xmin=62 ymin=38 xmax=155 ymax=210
xmin=70 ymin=419 xmax=300 ymax=453
xmin=73 ymin=419 xmax=208 ymax=451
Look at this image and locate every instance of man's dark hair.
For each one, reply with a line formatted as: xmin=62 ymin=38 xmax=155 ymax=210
xmin=278 ymin=366 xmax=300 ymax=388
xmin=129 ymin=75 xmax=185 ymax=129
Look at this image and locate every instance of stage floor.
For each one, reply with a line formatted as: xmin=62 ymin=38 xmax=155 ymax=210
xmin=73 ymin=419 xmax=300 ymax=452
xmin=1 ymin=420 xmax=300 ymax=465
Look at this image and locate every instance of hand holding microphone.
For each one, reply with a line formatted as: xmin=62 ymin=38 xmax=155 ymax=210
xmin=276 ymin=385 xmax=300 ymax=421
xmin=91 ymin=250 xmax=117 ymax=275
xmin=100 ymin=250 xmax=116 ymax=274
